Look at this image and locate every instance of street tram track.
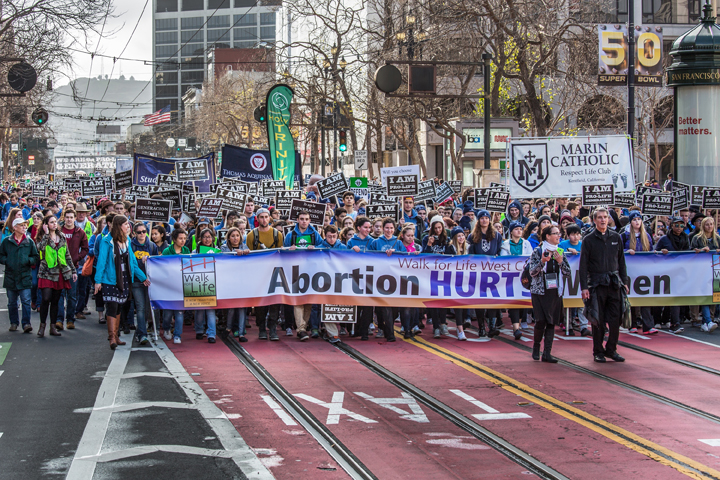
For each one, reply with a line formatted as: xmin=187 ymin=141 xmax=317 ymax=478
xmin=616 ymin=339 xmax=720 ymax=377
xmin=334 ymin=342 xmax=571 ymax=480
xmin=222 ymin=335 xmax=378 ymax=480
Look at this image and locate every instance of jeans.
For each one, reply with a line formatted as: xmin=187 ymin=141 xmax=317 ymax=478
xmin=31 ymin=268 xmax=40 ymax=306
xmin=75 ymin=274 xmax=91 ymax=315
xmin=194 ymin=309 xmax=217 ymax=338
xmin=701 ymin=305 xmax=716 ymax=325
xmin=131 ymin=283 xmax=149 ymax=338
xmin=57 ymin=271 xmax=78 ymax=323
xmin=228 ymin=308 xmax=247 ymax=336
xmin=310 ymin=304 xmax=321 ymax=330
xmin=162 ymin=309 xmax=184 ymax=338
xmin=7 ymin=288 xmax=32 ymax=326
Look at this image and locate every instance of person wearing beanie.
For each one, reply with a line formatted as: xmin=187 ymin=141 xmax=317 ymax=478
xmin=528 ymin=215 xmax=552 ymax=249
xmin=468 ymin=209 xmax=503 ymax=337
xmin=501 ymin=200 xmax=529 ymax=234
xmin=500 ymin=220 xmax=533 ymax=340
xmin=422 ymin=215 xmax=457 ymax=339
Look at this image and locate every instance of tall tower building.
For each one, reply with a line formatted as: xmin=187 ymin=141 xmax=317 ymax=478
xmin=153 ymin=0 xmax=279 ymax=122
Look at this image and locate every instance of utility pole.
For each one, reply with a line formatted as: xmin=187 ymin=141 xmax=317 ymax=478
xmin=628 ymin=0 xmax=636 ymax=149
xmin=482 ymin=53 xmax=493 ymax=171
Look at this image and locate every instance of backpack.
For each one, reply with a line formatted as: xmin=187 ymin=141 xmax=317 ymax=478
xmin=520 ymin=258 xmax=532 ymax=290
xmin=290 ymin=229 xmax=316 ymax=247
xmin=252 ymin=227 xmax=280 ymax=250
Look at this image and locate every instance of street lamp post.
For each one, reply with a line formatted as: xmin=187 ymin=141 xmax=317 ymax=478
xmin=396 ymin=13 xmax=426 ymax=169
xmin=324 ymin=46 xmax=346 ymax=173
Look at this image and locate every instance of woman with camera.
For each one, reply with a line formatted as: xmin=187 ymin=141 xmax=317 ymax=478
xmin=527 ymin=225 xmax=571 ymax=362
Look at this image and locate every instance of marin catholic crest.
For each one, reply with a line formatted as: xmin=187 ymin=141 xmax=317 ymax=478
xmin=512 ymin=143 xmax=548 ymax=193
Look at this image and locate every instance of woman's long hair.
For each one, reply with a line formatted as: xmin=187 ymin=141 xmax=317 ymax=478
xmin=522 ymin=221 xmax=538 ymax=240
xmin=34 ymin=214 xmax=56 ymax=243
xmin=471 ymin=219 xmax=496 ymax=244
xmin=225 ymin=227 xmax=243 ymax=249
xmin=110 ymin=215 xmax=128 ymax=244
xmin=451 ymin=232 xmax=468 ymax=255
xmin=629 ymin=220 xmax=651 ymax=251
xmin=696 ymin=217 xmax=720 ymax=248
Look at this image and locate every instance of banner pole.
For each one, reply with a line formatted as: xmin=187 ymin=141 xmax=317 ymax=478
xmin=149 ymin=301 xmax=159 ymax=342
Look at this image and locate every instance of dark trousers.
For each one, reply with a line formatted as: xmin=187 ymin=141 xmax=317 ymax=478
xmin=357 ymin=306 xmax=374 ymax=339
xmin=40 ymin=288 xmax=63 ymax=325
xmin=255 ymin=304 xmax=279 ymax=333
xmin=531 ymin=292 xmax=561 ymax=352
xmin=592 ymin=285 xmax=623 ymax=355
xmin=400 ymin=307 xmax=419 ymax=333
xmin=427 ymin=308 xmax=445 ymax=330
xmin=632 ymin=307 xmax=654 ymax=332
xmin=375 ymin=307 xmax=396 ymax=339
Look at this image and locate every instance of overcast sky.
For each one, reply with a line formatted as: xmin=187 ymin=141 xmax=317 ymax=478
xmin=61 ymin=0 xmax=153 ymax=87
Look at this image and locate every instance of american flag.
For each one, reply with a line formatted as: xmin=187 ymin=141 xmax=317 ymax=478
xmin=144 ymin=105 xmax=171 ymax=126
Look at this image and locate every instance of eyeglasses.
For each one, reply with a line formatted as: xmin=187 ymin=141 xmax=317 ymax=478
xmin=136 ymin=230 xmax=147 ymax=234
xmin=672 ymin=223 xmax=684 ymax=227
xmin=549 ymin=232 xmax=561 ymax=236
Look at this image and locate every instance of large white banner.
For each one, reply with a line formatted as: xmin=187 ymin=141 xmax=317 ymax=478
xmin=509 ymin=135 xmax=634 ymax=198
xmin=147 ymin=250 xmax=715 ymax=310
xmin=55 ymin=156 xmax=117 ymax=174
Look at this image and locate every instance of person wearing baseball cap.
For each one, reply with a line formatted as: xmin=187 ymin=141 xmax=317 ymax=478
xmin=0 ymin=217 xmax=38 ymax=334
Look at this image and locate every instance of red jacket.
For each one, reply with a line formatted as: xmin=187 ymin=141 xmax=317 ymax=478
xmin=60 ymin=225 xmax=89 ymax=267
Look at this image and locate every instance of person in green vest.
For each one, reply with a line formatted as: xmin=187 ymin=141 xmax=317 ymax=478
xmin=194 ymin=228 xmax=221 ymax=254
xmin=161 ymin=228 xmax=190 ymax=343
xmin=193 ymin=228 xmax=220 ymax=343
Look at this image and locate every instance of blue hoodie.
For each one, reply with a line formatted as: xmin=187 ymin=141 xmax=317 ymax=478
xmin=1 ymin=201 xmax=18 ymax=221
xmin=401 ymin=208 xmax=421 ymax=236
xmin=347 ymin=234 xmax=373 ymax=251
xmin=283 ymin=224 xmax=323 ymax=248
xmin=370 ymin=235 xmax=407 ymax=252
xmin=322 ymin=238 xmax=347 ymax=249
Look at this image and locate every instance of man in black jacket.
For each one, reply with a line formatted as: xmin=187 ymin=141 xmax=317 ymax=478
xmin=579 ymin=207 xmax=629 ymax=363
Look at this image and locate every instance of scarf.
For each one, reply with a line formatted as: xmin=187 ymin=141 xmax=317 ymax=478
xmin=540 ymin=241 xmax=564 ymax=296
xmin=113 ymin=241 xmax=129 ymax=293
xmin=668 ymin=230 xmax=689 ymax=251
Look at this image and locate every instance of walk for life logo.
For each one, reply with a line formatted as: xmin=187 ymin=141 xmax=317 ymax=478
xmin=512 ymin=144 xmax=549 ymax=193
xmin=713 ymin=254 xmax=720 ymax=303
xmin=182 ymin=257 xmax=218 ymax=308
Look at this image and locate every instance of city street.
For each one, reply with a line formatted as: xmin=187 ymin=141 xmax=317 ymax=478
xmin=2 ymin=268 xmax=720 ymax=479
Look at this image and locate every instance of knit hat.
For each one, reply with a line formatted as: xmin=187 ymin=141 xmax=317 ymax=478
xmin=459 ymin=216 xmax=473 ymax=232
xmin=429 ymin=215 xmax=444 ymax=228
xmin=256 ymin=208 xmax=270 ymax=217
xmin=560 ymin=214 xmax=574 ymax=225
xmin=463 ymin=204 xmax=474 ymax=215
xmin=538 ymin=214 xmax=552 ymax=225
xmin=415 ymin=204 xmax=426 ymax=212
xmin=628 ymin=210 xmax=642 ymax=222
xmin=508 ymin=221 xmax=523 ymax=233
xmin=476 ymin=209 xmax=490 ymax=219
xmin=450 ymin=226 xmax=464 ymax=239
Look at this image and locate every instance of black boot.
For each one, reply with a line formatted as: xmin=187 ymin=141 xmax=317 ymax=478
xmin=542 ymin=328 xmax=558 ymax=363
xmin=532 ymin=343 xmax=540 ymax=361
xmin=487 ymin=318 xmax=500 ymax=338
xmin=477 ymin=319 xmax=486 ymax=337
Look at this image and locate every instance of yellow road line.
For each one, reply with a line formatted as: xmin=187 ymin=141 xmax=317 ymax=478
xmin=397 ymin=329 xmax=720 ymax=480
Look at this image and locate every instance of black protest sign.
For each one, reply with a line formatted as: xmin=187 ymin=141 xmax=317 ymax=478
xmin=131 ymin=185 xmax=149 ymax=196
xmin=672 ymin=186 xmax=689 ymax=210
xmin=447 ymin=180 xmax=463 ymax=194
xmin=81 ymin=177 xmax=109 ymax=197
xmin=260 ymin=179 xmax=286 ymax=198
xmin=247 ymin=183 xmax=258 ymax=196
xmin=275 ymin=190 xmax=302 ymax=211
xmin=386 ymin=175 xmax=419 ymax=196
xmin=486 ymin=190 xmax=511 ymax=213
xmin=435 ymin=181 xmax=454 ymax=204
xmin=489 ymin=182 xmax=509 ymax=191
xmin=702 ymin=188 xmax=720 ymax=209
xmin=197 ymin=198 xmax=224 ymax=218
xmin=110 ymin=192 xmax=124 ymax=202
xmin=316 ymin=172 xmax=349 ymax=199
xmin=154 ymin=189 xmax=182 ymax=210
xmin=124 ymin=193 xmax=137 ymax=202
xmin=289 ymin=199 xmax=326 ymax=226
xmin=114 ymin=170 xmax=133 ymax=190
xmin=64 ymin=178 xmax=81 ymax=191
xmin=641 ymin=192 xmax=674 ymax=216
xmin=321 ymin=304 xmax=357 ymax=324
xmin=415 ymin=180 xmax=436 ymax=202
xmin=135 ymin=198 xmax=172 ymax=223
xmin=156 ymin=174 xmax=182 ymax=190
xmin=612 ymin=192 xmax=636 ymax=208
xmin=635 ymin=185 xmax=660 ymax=204
xmin=32 ymin=183 xmax=46 ymax=197
xmin=221 ymin=182 xmax=248 ymax=194
xmin=692 ymin=185 xmax=712 ymax=205
xmin=175 ymin=159 xmax=209 ymax=182
xmin=582 ymin=184 xmax=615 ymax=206
xmin=282 ymin=224 xmax=293 ymax=237
xmin=215 ymin=187 xmax=246 ymax=212
xmin=210 ymin=183 xmax=221 ymax=194
xmin=473 ymin=188 xmax=493 ymax=209
xmin=369 ymin=192 xmax=398 ymax=205
xmin=366 ymin=203 xmax=401 ymax=222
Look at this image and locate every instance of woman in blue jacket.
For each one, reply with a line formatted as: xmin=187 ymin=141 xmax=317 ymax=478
xmin=468 ymin=210 xmax=503 ymax=337
xmin=94 ymin=215 xmax=150 ymax=350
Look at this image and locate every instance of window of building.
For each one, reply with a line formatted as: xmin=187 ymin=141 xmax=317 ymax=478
xmin=182 ymin=0 xmax=204 ymax=11
xmin=208 ymin=0 xmax=230 ymax=8
xmin=157 ymin=99 xmax=178 ymax=113
xmin=155 ymin=31 xmax=178 ymax=45
xmin=182 ymin=71 xmax=205 ymax=83
xmin=156 ymin=0 xmax=178 ymax=12
xmin=156 ymin=71 xmax=179 ymax=84
xmin=182 ymin=29 xmax=204 ymax=42
xmin=181 ymin=43 xmax=205 ymax=56
xmin=234 ymin=0 xmax=257 ymax=6
xmin=181 ymin=16 xmax=204 ymax=29
xmin=234 ymin=41 xmax=256 ymax=48
xmin=158 ymin=58 xmax=180 ymax=70
xmin=155 ymin=18 xmax=178 ymax=31
xmin=462 ymin=160 xmax=475 ymax=188
xmin=182 ymin=83 xmax=203 ymax=95
xmin=207 ymin=15 xmax=230 ymax=28
xmin=233 ymin=13 xmax=256 ymax=25
xmin=181 ymin=59 xmax=205 ymax=69
xmin=234 ymin=27 xmax=257 ymax=40
xmin=156 ymin=85 xmax=178 ymax=97
xmin=260 ymin=26 xmax=275 ymax=40
xmin=207 ymin=29 xmax=230 ymax=42
xmin=642 ymin=0 xmax=701 ymax=23
xmin=156 ymin=45 xmax=177 ymax=57
xmin=260 ymin=12 xmax=276 ymax=25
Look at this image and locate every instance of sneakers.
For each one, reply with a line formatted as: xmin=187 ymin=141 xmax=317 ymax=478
xmin=412 ymin=326 xmax=421 ymax=335
xmin=286 ymin=327 xmax=293 ymax=336
xmin=513 ymin=329 xmax=523 ymax=340
xmin=691 ymin=321 xmax=702 ymax=328
xmin=404 ymin=332 xmax=413 ymax=339
xmin=607 ymin=352 xmax=625 ymax=362
xmin=669 ymin=325 xmax=685 ymax=334
xmin=399 ymin=327 xmax=405 ymax=334
xmin=173 ymin=337 xmax=181 ymax=344
xmin=643 ymin=328 xmax=659 ymax=335
xmin=661 ymin=322 xmax=671 ymax=329
xmin=457 ymin=330 xmax=467 ymax=341
xmin=258 ymin=330 xmax=268 ymax=340
xmin=238 ymin=336 xmax=248 ymax=343
xmin=702 ymin=322 xmax=718 ymax=333
xmin=629 ymin=327 xmax=638 ymax=333
xmin=520 ymin=321 xmax=529 ymax=330
xmin=386 ymin=337 xmax=396 ymax=342
xmin=580 ymin=328 xmax=591 ymax=337
xmin=311 ymin=328 xmax=320 ymax=338
xmin=329 ymin=336 xmax=341 ymax=344
xmin=163 ymin=331 xmax=172 ymax=341
xmin=593 ymin=354 xmax=606 ymax=363
xmin=139 ymin=336 xmax=149 ymax=345
xmin=9 ymin=324 xmax=17 ymax=332
xmin=75 ymin=312 xmax=86 ymax=319
xmin=22 ymin=324 xmax=32 ymax=333
xmin=433 ymin=328 xmax=441 ymax=338
xmin=269 ymin=331 xmax=279 ymax=341
xmin=375 ymin=331 xmax=384 ymax=338
xmin=196 ymin=333 xmax=204 ymax=340
xmin=208 ymin=337 xmax=216 ymax=344
xmin=339 ymin=326 xmax=348 ymax=336
xmin=441 ymin=324 xmax=450 ymax=336
xmin=298 ymin=331 xmax=309 ymax=341
xmin=233 ymin=331 xmax=239 ymax=338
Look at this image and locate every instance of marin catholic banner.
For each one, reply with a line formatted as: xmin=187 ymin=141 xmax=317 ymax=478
xmin=220 ymin=144 xmax=302 ymax=185
xmin=133 ymin=153 xmax=216 ymax=192
xmin=509 ymin=135 xmax=634 ymax=199
xmin=266 ymin=84 xmax=296 ymax=189
xmin=146 ymin=250 xmax=717 ymax=311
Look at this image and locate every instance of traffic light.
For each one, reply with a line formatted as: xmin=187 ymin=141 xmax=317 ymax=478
xmin=338 ymin=130 xmax=347 ymax=152
xmin=254 ymin=104 xmax=266 ymax=123
xmin=22 ymin=142 xmax=27 ymax=151
xmin=31 ymin=107 xmax=48 ymax=126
